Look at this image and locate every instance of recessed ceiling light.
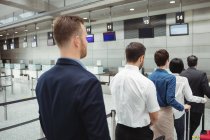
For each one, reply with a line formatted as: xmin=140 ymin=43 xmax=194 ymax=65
xmin=170 ymin=0 xmax=175 ymax=4
xmin=130 ymin=8 xmax=135 ymax=11
xmin=83 ymin=17 xmax=88 ymax=20
xmin=0 ymin=34 xmax=3 ymax=37
xmin=15 ymin=31 xmax=18 ymax=34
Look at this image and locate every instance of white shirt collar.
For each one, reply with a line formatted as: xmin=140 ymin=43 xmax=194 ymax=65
xmin=125 ymin=64 xmax=139 ymax=71
xmin=173 ymin=73 xmax=179 ymax=76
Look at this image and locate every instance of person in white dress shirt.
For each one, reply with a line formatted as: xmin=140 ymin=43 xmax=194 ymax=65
xmin=110 ymin=42 xmax=160 ymax=140
xmin=169 ymin=58 xmax=207 ymax=140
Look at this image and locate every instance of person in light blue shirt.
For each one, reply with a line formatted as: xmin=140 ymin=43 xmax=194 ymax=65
xmin=149 ymin=49 xmax=190 ymax=140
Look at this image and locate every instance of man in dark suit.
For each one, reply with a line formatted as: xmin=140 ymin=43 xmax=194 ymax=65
xmin=36 ymin=16 xmax=110 ymax=140
xmin=180 ymin=55 xmax=210 ymax=140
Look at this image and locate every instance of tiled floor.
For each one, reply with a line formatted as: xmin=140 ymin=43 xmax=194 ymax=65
xmin=0 ymin=78 xmax=210 ymax=140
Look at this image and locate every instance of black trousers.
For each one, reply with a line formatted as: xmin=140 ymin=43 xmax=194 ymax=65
xmin=186 ymin=112 xmax=202 ymax=140
xmin=115 ymin=123 xmax=153 ymax=140
xmin=174 ymin=114 xmax=185 ymax=140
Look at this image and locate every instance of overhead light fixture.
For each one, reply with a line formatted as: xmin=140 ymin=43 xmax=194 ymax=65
xmin=83 ymin=17 xmax=88 ymax=20
xmin=0 ymin=34 xmax=3 ymax=37
xmin=36 ymin=26 xmax=39 ymax=30
xmin=170 ymin=0 xmax=176 ymax=4
xmin=130 ymin=8 xmax=135 ymax=11
xmin=6 ymin=33 xmax=9 ymax=36
xmin=15 ymin=31 xmax=18 ymax=34
xmin=24 ymin=29 xmax=28 ymax=32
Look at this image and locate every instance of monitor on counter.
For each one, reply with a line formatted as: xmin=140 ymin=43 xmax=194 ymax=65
xmin=139 ymin=28 xmax=154 ymax=38
xmin=103 ymin=31 xmax=116 ymax=42
xmin=86 ymin=34 xmax=94 ymax=43
xmin=169 ymin=23 xmax=189 ymax=36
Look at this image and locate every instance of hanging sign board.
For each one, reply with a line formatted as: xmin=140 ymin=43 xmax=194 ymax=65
xmin=47 ymin=32 xmax=55 ymax=46
xmin=31 ymin=35 xmax=37 ymax=47
xmin=23 ymin=36 xmax=28 ymax=48
xmin=107 ymin=22 xmax=113 ymax=31
xmin=176 ymin=12 xmax=185 ymax=24
xmin=10 ymin=38 xmax=15 ymax=49
xmin=86 ymin=26 xmax=92 ymax=34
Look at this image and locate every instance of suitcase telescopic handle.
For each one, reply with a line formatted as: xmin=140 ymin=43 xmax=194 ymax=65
xmin=201 ymin=104 xmax=207 ymax=135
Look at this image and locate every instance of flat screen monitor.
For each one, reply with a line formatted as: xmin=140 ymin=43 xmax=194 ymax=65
xmin=103 ymin=31 xmax=116 ymax=42
xmin=86 ymin=34 xmax=94 ymax=43
xmin=139 ymin=28 xmax=154 ymax=38
xmin=10 ymin=43 xmax=14 ymax=49
xmin=169 ymin=23 xmax=189 ymax=36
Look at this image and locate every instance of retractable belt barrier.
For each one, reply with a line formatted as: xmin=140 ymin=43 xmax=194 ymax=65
xmin=0 ymin=107 xmax=116 ymax=140
xmin=0 ymin=95 xmax=36 ymax=120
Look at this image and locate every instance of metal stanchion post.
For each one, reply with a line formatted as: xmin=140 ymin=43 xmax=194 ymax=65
xmin=36 ymin=70 xmax=38 ymax=79
xmin=10 ymin=69 xmax=14 ymax=94
xmin=31 ymin=77 xmax=34 ymax=96
xmin=111 ymin=110 xmax=116 ymax=140
xmin=187 ymin=110 xmax=190 ymax=140
xmin=3 ymin=87 xmax=8 ymax=120
xmin=32 ymin=78 xmax=34 ymax=90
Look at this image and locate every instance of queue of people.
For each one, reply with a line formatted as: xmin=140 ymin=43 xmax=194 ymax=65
xmin=35 ymin=15 xmax=210 ymax=140
xmin=110 ymin=48 xmax=210 ymax=140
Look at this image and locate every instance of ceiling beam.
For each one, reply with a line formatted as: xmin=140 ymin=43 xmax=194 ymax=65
xmin=0 ymin=0 xmax=56 ymax=12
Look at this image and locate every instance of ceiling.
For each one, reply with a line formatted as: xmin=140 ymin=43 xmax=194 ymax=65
xmin=1 ymin=0 xmax=210 ymax=39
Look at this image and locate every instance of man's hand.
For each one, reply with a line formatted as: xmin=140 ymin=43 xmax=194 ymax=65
xmin=184 ymin=104 xmax=191 ymax=110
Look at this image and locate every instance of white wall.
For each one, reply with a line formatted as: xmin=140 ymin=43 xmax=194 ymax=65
xmin=1 ymin=7 xmax=210 ymax=73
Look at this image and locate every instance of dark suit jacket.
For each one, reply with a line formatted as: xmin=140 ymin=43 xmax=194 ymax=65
xmin=36 ymin=58 xmax=110 ymax=140
xmin=180 ymin=67 xmax=210 ymax=113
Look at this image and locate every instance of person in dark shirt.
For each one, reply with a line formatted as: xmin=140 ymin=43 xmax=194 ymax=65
xmin=169 ymin=58 xmax=206 ymax=140
xmin=149 ymin=49 xmax=190 ymax=140
xmin=180 ymin=55 xmax=210 ymax=140
xmin=36 ymin=16 xmax=110 ymax=140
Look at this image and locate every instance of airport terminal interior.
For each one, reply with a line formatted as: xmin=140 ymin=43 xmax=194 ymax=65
xmin=0 ymin=0 xmax=210 ymax=139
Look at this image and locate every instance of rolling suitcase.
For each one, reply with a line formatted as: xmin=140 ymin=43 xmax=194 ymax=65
xmin=200 ymin=106 xmax=210 ymax=140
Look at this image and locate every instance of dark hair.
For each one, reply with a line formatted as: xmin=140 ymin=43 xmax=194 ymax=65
xmin=169 ymin=58 xmax=184 ymax=74
xmin=154 ymin=49 xmax=169 ymax=67
xmin=126 ymin=42 xmax=146 ymax=63
xmin=53 ymin=16 xmax=84 ymax=47
xmin=187 ymin=55 xmax=198 ymax=67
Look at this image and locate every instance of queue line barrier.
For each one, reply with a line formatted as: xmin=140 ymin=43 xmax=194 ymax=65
xmin=0 ymin=96 xmax=116 ymax=140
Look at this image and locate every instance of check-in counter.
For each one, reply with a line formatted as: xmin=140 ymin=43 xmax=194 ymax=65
xmin=86 ymin=66 xmax=104 ymax=75
xmin=12 ymin=63 xmax=26 ymax=78
xmin=28 ymin=64 xmax=42 ymax=71
xmin=4 ymin=63 xmax=14 ymax=75
xmin=14 ymin=63 xmax=25 ymax=70
xmin=0 ymin=63 xmax=3 ymax=68
xmin=25 ymin=64 xmax=42 ymax=79
xmin=5 ymin=63 xmax=14 ymax=69
xmin=38 ymin=64 xmax=54 ymax=78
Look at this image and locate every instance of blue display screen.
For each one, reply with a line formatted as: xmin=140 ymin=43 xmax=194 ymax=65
xmin=103 ymin=32 xmax=116 ymax=42
xmin=86 ymin=34 xmax=94 ymax=43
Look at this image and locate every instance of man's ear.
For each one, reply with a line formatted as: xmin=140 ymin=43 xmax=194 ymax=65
xmin=73 ymin=36 xmax=80 ymax=48
xmin=139 ymin=55 xmax=145 ymax=63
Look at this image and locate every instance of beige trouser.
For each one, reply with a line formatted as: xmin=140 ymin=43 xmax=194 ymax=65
xmin=151 ymin=107 xmax=174 ymax=140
